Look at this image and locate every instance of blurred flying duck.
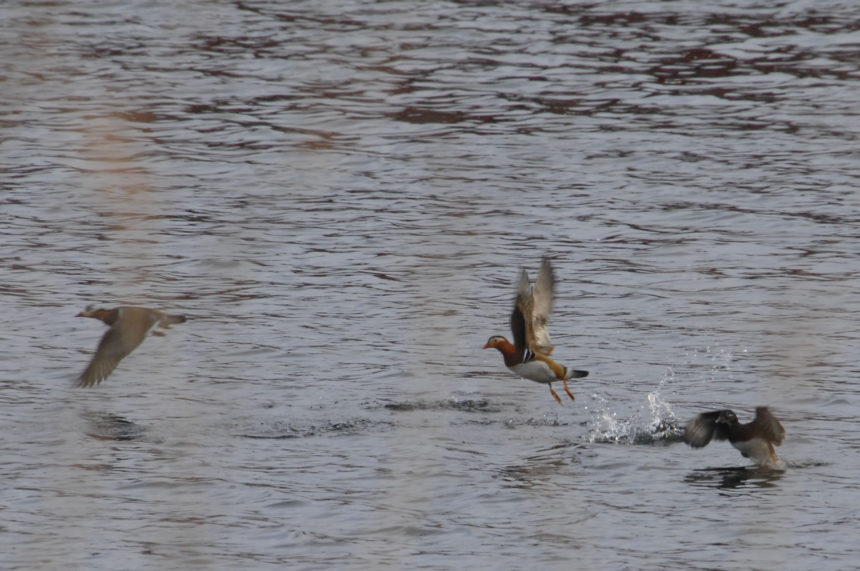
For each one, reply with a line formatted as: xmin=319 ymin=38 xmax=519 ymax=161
xmin=75 ymin=306 xmax=186 ymax=387
xmin=483 ymin=258 xmax=588 ymax=404
xmin=684 ymin=406 xmax=786 ymax=469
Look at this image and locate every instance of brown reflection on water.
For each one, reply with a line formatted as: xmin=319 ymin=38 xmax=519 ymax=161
xmin=76 ymin=111 xmax=164 ymax=293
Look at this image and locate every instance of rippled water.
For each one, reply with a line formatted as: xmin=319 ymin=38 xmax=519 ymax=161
xmin=3 ymin=1 xmax=860 ymax=569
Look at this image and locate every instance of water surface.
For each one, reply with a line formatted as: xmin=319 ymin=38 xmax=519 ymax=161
xmin=2 ymin=1 xmax=859 ymax=569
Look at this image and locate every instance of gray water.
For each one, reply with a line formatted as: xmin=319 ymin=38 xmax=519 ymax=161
xmin=2 ymin=1 xmax=859 ymax=569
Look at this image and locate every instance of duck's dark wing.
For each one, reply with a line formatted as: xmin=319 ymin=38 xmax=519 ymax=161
xmin=77 ymin=321 xmax=149 ymax=387
xmin=684 ymin=410 xmax=732 ymax=448
xmin=511 ymin=263 xmax=555 ymax=355
xmin=752 ymin=407 xmax=786 ymax=445
xmin=509 ymin=270 xmax=530 ymax=351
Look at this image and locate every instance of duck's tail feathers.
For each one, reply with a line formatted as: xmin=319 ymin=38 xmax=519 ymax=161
xmin=564 ymin=367 xmax=589 ymax=379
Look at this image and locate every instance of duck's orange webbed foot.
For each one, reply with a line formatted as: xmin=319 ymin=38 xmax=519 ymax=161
xmin=563 ymin=379 xmax=576 ymax=401
xmin=549 ymin=384 xmax=563 ymax=405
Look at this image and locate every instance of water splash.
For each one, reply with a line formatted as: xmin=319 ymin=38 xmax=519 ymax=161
xmin=587 ymin=370 xmax=684 ymax=445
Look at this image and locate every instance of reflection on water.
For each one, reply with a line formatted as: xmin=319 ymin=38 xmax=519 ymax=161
xmin=496 ymin=443 xmax=582 ymax=490
xmin=82 ymin=411 xmax=145 ymax=441
xmin=2 ymin=0 xmax=860 ymax=569
xmin=684 ymin=466 xmax=785 ymax=491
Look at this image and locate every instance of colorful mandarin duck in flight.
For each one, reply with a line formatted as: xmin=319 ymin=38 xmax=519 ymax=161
xmin=683 ymin=406 xmax=786 ymax=469
xmin=75 ymin=306 xmax=186 ymax=387
xmin=483 ymin=258 xmax=588 ymax=404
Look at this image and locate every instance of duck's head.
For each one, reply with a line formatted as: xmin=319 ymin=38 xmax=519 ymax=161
xmin=76 ymin=305 xmax=103 ymax=317
xmin=716 ymin=410 xmax=739 ymax=425
xmin=75 ymin=306 xmax=115 ymax=323
xmin=483 ymin=335 xmax=509 ymax=350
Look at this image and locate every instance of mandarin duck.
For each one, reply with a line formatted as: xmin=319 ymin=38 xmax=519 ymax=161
xmin=684 ymin=406 xmax=786 ymax=469
xmin=483 ymin=258 xmax=588 ymax=404
xmin=75 ymin=305 xmax=186 ymax=387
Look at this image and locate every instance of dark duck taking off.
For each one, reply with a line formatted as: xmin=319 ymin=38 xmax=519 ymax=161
xmin=684 ymin=406 xmax=786 ymax=469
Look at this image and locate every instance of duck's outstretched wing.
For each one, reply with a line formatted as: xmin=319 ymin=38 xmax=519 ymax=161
xmin=684 ymin=410 xmax=732 ymax=448
xmin=511 ymin=258 xmax=556 ymax=355
xmin=511 ymin=258 xmax=555 ymax=356
xmin=752 ymin=407 xmax=786 ymax=445
xmin=78 ymin=328 xmax=134 ymax=387
xmin=529 ymin=257 xmax=555 ymax=354
xmin=77 ymin=316 xmax=151 ymax=387
xmin=510 ymin=270 xmax=530 ymax=352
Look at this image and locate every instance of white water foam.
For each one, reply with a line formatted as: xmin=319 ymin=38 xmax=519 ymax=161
xmin=586 ymin=369 xmax=684 ymax=445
